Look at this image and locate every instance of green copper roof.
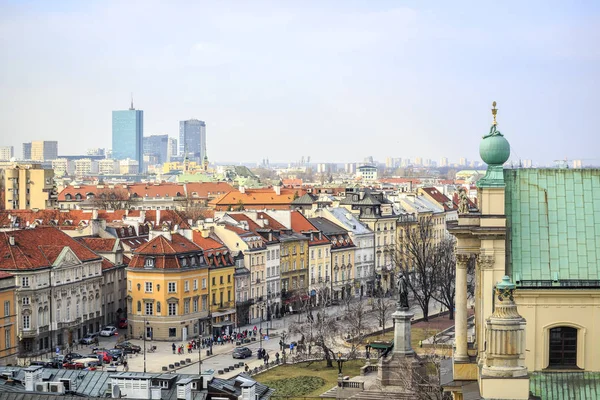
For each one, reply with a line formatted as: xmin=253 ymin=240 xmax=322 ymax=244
xmin=530 ymin=371 xmax=600 ymax=399
xmin=505 ymin=169 xmax=600 ymax=282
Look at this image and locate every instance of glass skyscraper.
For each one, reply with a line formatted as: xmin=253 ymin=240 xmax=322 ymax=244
xmin=112 ymin=101 xmax=143 ymax=172
xmin=143 ymin=134 xmax=169 ymax=165
xmin=179 ymin=119 xmax=206 ymax=162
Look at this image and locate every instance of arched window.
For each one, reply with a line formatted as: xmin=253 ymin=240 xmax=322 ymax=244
xmin=137 ymin=301 xmax=142 ymax=312
xmin=156 ymin=302 xmax=161 ymax=314
xmin=549 ymin=327 xmax=577 ymax=368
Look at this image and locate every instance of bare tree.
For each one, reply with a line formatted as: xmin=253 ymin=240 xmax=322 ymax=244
xmin=430 ymin=237 xmax=456 ymax=320
xmin=289 ymin=304 xmax=339 ymax=368
xmin=342 ymin=300 xmax=371 ymax=358
xmin=393 ymin=215 xmax=438 ymax=322
xmin=373 ymin=296 xmax=395 ymax=338
xmin=90 ymin=187 xmax=131 ymax=210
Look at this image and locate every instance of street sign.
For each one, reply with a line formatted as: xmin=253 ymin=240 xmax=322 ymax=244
xmin=264 ymin=336 xmax=269 ymax=341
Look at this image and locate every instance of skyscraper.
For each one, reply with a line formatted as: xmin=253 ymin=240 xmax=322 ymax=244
xmin=112 ymin=99 xmax=143 ymax=172
xmin=167 ymin=137 xmax=177 ymax=162
xmin=22 ymin=142 xmax=31 ymax=160
xmin=31 ymin=141 xmax=58 ymax=161
xmin=0 ymin=146 xmax=14 ymax=160
xmin=179 ymin=119 xmax=206 ymax=162
xmin=143 ymin=134 xmax=169 ymax=164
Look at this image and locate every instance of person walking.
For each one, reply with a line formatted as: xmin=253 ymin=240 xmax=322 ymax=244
xmin=172 ymin=343 xmax=176 ymax=354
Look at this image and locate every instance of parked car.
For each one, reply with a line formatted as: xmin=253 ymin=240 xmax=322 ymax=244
xmin=100 ymin=326 xmax=118 ymax=337
xmin=108 ymin=348 xmax=124 ymax=360
xmin=65 ymin=358 xmax=99 ymax=370
xmin=48 ymin=357 xmax=64 ymax=368
xmin=29 ymin=360 xmax=53 ymax=367
xmin=64 ymin=352 xmax=83 ymax=362
xmin=80 ymin=332 xmax=99 ymax=345
xmin=232 ymin=347 xmax=252 ymax=359
xmin=92 ymin=350 xmax=112 ymax=363
xmin=118 ymin=318 xmax=128 ymax=329
xmin=114 ymin=341 xmax=141 ymax=354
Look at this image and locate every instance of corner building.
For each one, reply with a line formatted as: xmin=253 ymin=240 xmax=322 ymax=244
xmin=127 ymin=232 xmax=209 ymax=341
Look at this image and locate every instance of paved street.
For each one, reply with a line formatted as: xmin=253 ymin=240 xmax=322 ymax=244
xmin=82 ymin=296 xmax=444 ymax=378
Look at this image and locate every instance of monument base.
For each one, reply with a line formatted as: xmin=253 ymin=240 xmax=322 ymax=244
xmin=377 ymin=352 xmax=425 ymax=388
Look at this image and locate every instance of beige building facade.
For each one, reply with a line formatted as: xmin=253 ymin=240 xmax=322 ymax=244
xmin=3 ymin=163 xmax=57 ymax=210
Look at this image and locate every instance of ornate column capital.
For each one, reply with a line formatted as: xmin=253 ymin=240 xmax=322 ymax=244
xmin=477 ymin=254 xmax=494 ymax=270
xmin=456 ymin=253 xmax=471 ymax=268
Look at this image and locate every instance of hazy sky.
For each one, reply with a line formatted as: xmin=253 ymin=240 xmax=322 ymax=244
xmin=1 ymin=1 xmax=599 ymax=165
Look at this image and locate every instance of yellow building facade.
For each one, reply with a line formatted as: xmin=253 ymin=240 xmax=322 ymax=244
xmin=3 ymin=163 xmax=57 ymax=210
xmin=127 ymin=232 xmax=209 ymax=341
xmin=0 ymin=272 xmax=17 ymax=365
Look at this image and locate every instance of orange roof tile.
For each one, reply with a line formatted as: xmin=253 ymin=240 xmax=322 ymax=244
xmin=185 ymin=182 xmax=234 ymax=198
xmin=76 ymin=237 xmax=117 ymax=252
xmin=209 ymin=187 xmax=307 ymax=208
xmin=0 ymin=227 xmax=101 ymax=270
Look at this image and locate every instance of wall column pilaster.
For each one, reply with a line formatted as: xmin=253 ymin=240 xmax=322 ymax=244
xmin=455 ymin=253 xmax=470 ymax=361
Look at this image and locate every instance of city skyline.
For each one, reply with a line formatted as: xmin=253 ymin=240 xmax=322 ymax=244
xmin=0 ymin=1 xmax=598 ymax=164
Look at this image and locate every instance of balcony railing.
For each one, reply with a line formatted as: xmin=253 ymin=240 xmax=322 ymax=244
xmin=19 ymin=329 xmax=37 ymax=339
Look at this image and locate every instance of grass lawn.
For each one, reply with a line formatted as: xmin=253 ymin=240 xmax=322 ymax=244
xmin=255 ymin=359 xmax=364 ymax=398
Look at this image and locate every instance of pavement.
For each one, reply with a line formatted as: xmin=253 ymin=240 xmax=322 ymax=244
xmin=72 ymin=296 xmax=444 ymax=379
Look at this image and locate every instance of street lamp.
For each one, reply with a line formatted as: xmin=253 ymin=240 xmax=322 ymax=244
xmin=267 ymin=287 xmax=272 ymax=330
xmin=198 ymin=334 xmax=203 ymax=375
xmin=337 ymin=351 xmax=345 ymax=375
xmin=143 ymin=319 xmax=149 ymax=373
xmin=259 ymin=304 xmax=264 ymax=352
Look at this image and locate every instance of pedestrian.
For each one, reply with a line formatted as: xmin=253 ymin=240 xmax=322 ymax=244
xmin=123 ymin=360 xmax=128 ymax=372
xmin=263 ymin=354 xmax=268 ymax=365
xmin=172 ymin=343 xmax=176 ymax=354
xmin=275 ymin=352 xmax=280 ymax=362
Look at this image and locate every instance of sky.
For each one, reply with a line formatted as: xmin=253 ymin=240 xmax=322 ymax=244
xmin=0 ymin=0 xmax=599 ymax=165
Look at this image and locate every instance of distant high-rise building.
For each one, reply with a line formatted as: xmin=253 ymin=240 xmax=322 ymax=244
xmin=143 ymin=134 xmax=169 ymax=164
xmin=385 ymin=157 xmax=401 ymax=169
xmin=0 ymin=146 xmax=14 ymax=160
xmin=439 ymin=157 xmax=449 ymax=167
xmin=522 ymin=159 xmax=533 ymax=168
xmin=459 ymin=157 xmax=468 ymax=166
xmin=179 ymin=119 xmax=206 ymax=162
xmin=345 ymin=163 xmax=356 ymax=174
xmin=572 ymin=159 xmax=583 ymax=169
xmin=3 ymin=163 xmax=56 ymax=210
xmin=414 ymin=157 xmax=423 ymax=166
xmin=31 ymin=141 xmax=58 ymax=161
xmin=22 ymin=143 xmax=32 ymax=160
xmin=112 ymin=99 xmax=143 ymax=172
xmin=167 ymin=137 xmax=177 ymax=161
xmin=87 ymin=148 xmax=106 ymax=157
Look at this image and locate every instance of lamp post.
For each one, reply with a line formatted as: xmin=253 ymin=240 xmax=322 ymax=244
xmin=143 ymin=319 xmax=148 ymax=373
xmin=198 ymin=334 xmax=203 ymax=375
xmin=259 ymin=304 xmax=264 ymax=352
xmin=337 ymin=351 xmax=345 ymax=375
xmin=267 ymin=287 xmax=272 ymax=330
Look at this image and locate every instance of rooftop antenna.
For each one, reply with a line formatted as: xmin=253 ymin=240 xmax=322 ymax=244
xmin=129 ymin=93 xmax=134 ymax=110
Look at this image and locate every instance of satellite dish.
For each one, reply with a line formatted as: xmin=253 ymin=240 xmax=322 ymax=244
xmin=112 ymin=384 xmax=121 ymax=398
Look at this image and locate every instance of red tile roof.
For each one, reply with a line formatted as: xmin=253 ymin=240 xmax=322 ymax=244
xmin=209 ymin=187 xmax=307 ymax=209
xmin=185 ymin=182 xmax=234 ymax=199
xmin=0 ymin=209 xmax=143 ymax=228
xmin=76 ymin=238 xmax=117 ymax=252
xmin=0 ymin=227 xmax=101 ymax=270
xmin=129 ymin=233 xmax=204 ymax=270
xmin=255 ymin=212 xmax=287 ymax=231
xmin=101 ymin=258 xmax=115 ymax=270
xmin=419 ymin=187 xmax=456 ymax=211
xmin=290 ymin=211 xmax=330 ymax=246
xmin=192 ymin=233 xmax=235 ymax=267
xmin=0 ymin=271 xmax=13 ymax=279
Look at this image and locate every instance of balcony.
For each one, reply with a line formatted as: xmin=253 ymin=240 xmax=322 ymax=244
xmin=256 ymin=296 xmax=264 ymax=302
xmin=216 ymin=302 xmax=233 ymax=311
xmin=255 ymin=278 xmax=261 ymax=284
xmin=236 ymin=299 xmax=254 ymax=307
xmin=19 ymin=329 xmax=37 ymax=339
xmin=38 ymin=325 xmax=49 ymax=333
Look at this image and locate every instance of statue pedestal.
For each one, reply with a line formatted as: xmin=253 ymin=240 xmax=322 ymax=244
xmin=392 ymin=307 xmax=415 ymax=356
xmin=377 ymin=307 xmax=424 ymax=388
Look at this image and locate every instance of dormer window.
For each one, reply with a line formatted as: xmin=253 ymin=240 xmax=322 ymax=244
xmin=145 ymin=258 xmax=155 ymax=268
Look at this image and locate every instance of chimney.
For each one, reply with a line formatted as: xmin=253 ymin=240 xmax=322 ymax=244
xmin=92 ymin=209 xmax=99 ymax=220
xmin=176 ymin=379 xmax=193 ymax=400
xmin=239 ymin=186 xmax=245 ymax=194
xmin=156 ymin=209 xmax=161 ymax=226
xmin=9 ymin=236 xmax=15 ymax=246
xmin=140 ymin=210 xmax=146 ymax=221
xmin=125 ymin=209 xmax=129 ymax=217
xmin=24 ymin=366 xmax=43 ymax=391
xmin=150 ymin=386 xmax=161 ymax=399
xmin=200 ymin=370 xmax=214 ymax=389
xmin=240 ymin=382 xmax=256 ymax=400
xmin=274 ymin=185 xmax=281 ymax=196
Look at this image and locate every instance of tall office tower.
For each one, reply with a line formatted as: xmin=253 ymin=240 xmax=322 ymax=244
xmin=179 ymin=119 xmax=206 ymax=162
xmin=0 ymin=146 xmax=14 ymax=160
xmin=143 ymin=134 xmax=169 ymax=164
xmin=87 ymin=148 xmax=106 ymax=157
xmin=112 ymin=99 xmax=144 ymax=172
xmin=458 ymin=157 xmax=468 ymax=166
xmin=31 ymin=141 xmax=58 ymax=161
xmin=3 ymin=163 xmax=56 ymax=210
xmin=439 ymin=157 xmax=449 ymax=167
xmin=22 ymin=143 xmax=32 ymax=160
xmin=167 ymin=137 xmax=177 ymax=161
xmin=414 ymin=157 xmax=423 ymax=166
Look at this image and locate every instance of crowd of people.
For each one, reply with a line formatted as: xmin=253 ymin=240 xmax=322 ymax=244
xmin=171 ymin=327 xmax=265 ymax=355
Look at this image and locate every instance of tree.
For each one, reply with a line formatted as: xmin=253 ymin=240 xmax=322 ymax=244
xmin=430 ymin=237 xmax=457 ymax=319
xmin=373 ymin=295 xmax=395 ymax=338
xmin=393 ymin=215 xmax=438 ymax=322
xmin=236 ymin=200 xmax=245 ymax=211
xmin=342 ymin=300 xmax=371 ymax=358
xmin=90 ymin=187 xmax=131 ymax=210
xmin=288 ymin=303 xmax=339 ymax=368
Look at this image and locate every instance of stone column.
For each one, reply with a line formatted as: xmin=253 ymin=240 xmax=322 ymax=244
xmin=455 ymin=254 xmax=470 ymax=362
